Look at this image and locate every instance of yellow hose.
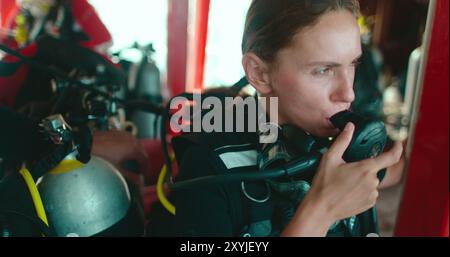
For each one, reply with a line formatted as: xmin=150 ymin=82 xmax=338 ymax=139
xmin=157 ymin=157 xmax=176 ymax=215
xmin=19 ymin=168 xmax=49 ymax=228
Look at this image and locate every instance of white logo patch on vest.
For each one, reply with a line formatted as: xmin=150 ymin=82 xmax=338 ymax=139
xmin=217 ymin=149 xmax=258 ymax=170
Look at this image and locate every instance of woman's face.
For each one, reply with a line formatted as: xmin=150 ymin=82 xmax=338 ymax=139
xmin=269 ymin=10 xmax=362 ymax=137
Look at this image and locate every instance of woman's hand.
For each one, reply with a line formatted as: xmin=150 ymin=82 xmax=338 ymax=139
xmin=91 ymin=130 xmax=149 ymax=169
xmin=281 ymin=122 xmax=403 ymax=236
xmin=378 ymin=140 xmax=407 ymax=189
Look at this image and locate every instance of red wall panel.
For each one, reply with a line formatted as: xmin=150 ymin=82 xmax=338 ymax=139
xmin=395 ymin=0 xmax=449 ymax=237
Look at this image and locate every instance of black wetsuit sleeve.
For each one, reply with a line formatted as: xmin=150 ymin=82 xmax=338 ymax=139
xmin=172 ymin=144 xmax=236 ymax=236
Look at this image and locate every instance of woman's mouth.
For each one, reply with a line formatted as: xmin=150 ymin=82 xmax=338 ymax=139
xmin=326 ymin=118 xmax=336 ymax=129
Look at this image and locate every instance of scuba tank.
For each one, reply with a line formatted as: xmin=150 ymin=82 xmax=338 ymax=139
xmin=35 ymin=114 xmax=145 ymax=237
xmin=0 ymin=113 xmax=145 ymax=237
xmin=37 ymin=155 xmax=142 ymax=237
xmin=0 ymin=44 xmax=156 ymax=236
xmin=126 ymin=42 xmax=162 ymax=139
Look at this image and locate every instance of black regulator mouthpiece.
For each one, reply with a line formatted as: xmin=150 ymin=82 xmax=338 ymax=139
xmin=330 ymin=110 xmax=387 ymax=181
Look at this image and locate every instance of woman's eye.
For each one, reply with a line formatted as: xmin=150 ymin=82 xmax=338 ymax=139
xmin=313 ymin=67 xmax=334 ymax=76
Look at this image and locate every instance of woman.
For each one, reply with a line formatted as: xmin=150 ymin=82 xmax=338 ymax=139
xmin=149 ymin=0 xmax=403 ymax=237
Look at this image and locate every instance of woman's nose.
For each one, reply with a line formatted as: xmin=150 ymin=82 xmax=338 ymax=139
xmin=330 ymin=69 xmax=355 ymax=103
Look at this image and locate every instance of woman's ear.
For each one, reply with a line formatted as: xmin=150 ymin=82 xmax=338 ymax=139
xmin=242 ymin=53 xmax=272 ymax=95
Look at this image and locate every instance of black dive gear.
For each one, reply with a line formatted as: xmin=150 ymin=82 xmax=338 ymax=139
xmin=169 ymin=110 xmax=387 ymax=190
xmin=165 ymin=103 xmax=387 ymax=236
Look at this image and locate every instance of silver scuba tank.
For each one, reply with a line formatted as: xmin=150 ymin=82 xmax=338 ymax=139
xmin=128 ymin=43 xmax=162 ymax=139
xmin=37 ymin=153 xmax=132 ymax=237
xmin=36 ymin=114 xmax=144 ymax=237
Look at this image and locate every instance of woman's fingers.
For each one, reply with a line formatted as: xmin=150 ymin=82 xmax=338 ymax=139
xmin=325 ymin=122 xmax=355 ymax=163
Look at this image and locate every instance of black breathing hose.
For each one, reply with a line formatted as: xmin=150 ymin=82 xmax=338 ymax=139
xmin=170 ymin=153 xmax=321 ymax=191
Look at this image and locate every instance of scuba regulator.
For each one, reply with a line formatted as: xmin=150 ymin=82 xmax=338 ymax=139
xmin=169 ymin=110 xmax=387 ymax=189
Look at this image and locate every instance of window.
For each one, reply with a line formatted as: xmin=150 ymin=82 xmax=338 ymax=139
xmin=89 ymin=0 xmax=168 ymax=74
xmin=203 ymin=0 xmax=251 ymax=88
